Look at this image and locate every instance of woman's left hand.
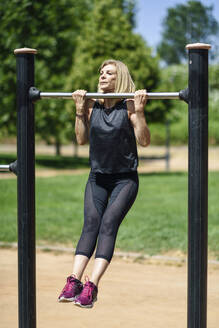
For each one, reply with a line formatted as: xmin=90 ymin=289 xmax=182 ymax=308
xmin=134 ymin=89 xmax=148 ymax=112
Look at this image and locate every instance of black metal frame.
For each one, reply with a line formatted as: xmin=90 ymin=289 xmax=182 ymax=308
xmin=15 ymin=48 xmax=37 ymax=328
xmin=14 ymin=43 xmax=210 ymax=328
xmin=187 ymin=45 xmax=209 ymax=328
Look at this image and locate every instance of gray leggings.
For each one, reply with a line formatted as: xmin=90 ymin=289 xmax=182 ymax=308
xmin=75 ymin=171 xmax=139 ymax=262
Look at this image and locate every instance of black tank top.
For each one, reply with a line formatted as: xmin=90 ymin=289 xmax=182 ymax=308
xmin=89 ymin=100 xmax=138 ymax=174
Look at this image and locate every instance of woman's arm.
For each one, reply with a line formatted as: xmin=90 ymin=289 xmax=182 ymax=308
xmin=72 ymin=90 xmax=94 ymax=145
xmin=127 ymin=90 xmax=150 ymax=147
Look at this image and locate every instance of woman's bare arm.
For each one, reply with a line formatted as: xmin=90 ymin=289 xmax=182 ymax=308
xmin=127 ymin=90 xmax=150 ymax=147
xmin=72 ymin=90 xmax=94 ymax=145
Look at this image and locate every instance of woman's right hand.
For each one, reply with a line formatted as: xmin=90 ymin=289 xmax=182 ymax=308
xmin=72 ymin=90 xmax=87 ymax=115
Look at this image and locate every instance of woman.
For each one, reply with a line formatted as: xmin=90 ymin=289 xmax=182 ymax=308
xmin=58 ymin=59 xmax=150 ymax=308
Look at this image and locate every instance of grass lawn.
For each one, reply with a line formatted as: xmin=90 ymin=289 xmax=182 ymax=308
xmin=0 ymin=171 xmax=218 ymax=258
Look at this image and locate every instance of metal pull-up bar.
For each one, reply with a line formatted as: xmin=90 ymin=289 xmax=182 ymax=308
xmin=0 ymin=165 xmax=10 ymax=170
xmin=29 ymin=87 xmax=186 ymax=102
xmin=0 ymin=161 xmax=17 ymax=175
xmin=39 ymin=91 xmax=180 ymax=100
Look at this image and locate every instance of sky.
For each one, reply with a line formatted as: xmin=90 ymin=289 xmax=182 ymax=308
xmin=134 ymin=0 xmax=219 ymax=49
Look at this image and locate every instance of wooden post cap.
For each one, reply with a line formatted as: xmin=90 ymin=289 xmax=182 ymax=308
xmin=186 ymin=43 xmax=211 ymax=50
xmin=14 ymin=48 xmax=37 ymax=55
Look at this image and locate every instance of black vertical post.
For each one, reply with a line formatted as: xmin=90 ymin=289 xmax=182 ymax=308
xmin=186 ymin=43 xmax=211 ymax=328
xmin=14 ymin=48 xmax=37 ymax=328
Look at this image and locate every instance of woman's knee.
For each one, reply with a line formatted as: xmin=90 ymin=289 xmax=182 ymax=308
xmin=99 ymin=215 xmax=119 ymax=236
xmin=82 ymin=214 xmax=101 ymax=233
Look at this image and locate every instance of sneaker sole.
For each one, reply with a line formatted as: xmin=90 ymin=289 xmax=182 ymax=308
xmin=58 ymin=297 xmax=75 ymax=302
xmin=58 ymin=294 xmax=82 ymax=302
xmin=74 ymin=298 xmax=97 ymax=308
xmin=58 ymin=294 xmax=83 ymax=303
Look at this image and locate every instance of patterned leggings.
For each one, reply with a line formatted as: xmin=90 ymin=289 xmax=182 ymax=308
xmin=75 ymin=171 xmax=139 ymax=262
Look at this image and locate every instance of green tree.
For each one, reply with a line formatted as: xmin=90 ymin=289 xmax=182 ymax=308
xmin=0 ymin=0 xmax=93 ymax=153
xmin=209 ymin=64 xmax=219 ymax=144
xmin=157 ymin=1 xmax=219 ymax=64
xmin=64 ymin=0 xmax=167 ymax=146
xmin=153 ymin=63 xmax=219 ymax=145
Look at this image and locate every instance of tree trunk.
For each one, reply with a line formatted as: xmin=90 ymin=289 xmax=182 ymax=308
xmin=72 ymin=139 xmax=78 ymax=158
xmin=55 ymin=140 xmax=61 ymax=156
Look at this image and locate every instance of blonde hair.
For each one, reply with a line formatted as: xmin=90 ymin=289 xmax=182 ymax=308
xmin=98 ymin=59 xmax=135 ymax=93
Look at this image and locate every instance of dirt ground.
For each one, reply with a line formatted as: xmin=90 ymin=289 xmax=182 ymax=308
xmin=0 ymin=248 xmax=219 ymax=328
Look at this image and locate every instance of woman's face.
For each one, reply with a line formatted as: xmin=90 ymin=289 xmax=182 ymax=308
xmin=99 ymin=64 xmax=117 ymax=92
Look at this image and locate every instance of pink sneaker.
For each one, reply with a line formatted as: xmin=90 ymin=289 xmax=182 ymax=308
xmin=74 ymin=276 xmax=98 ymax=308
xmin=58 ymin=275 xmax=83 ymax=302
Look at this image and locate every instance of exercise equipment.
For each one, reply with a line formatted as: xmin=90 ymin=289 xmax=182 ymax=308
xmin=12 ymin=43 xmax=211 ymax=328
